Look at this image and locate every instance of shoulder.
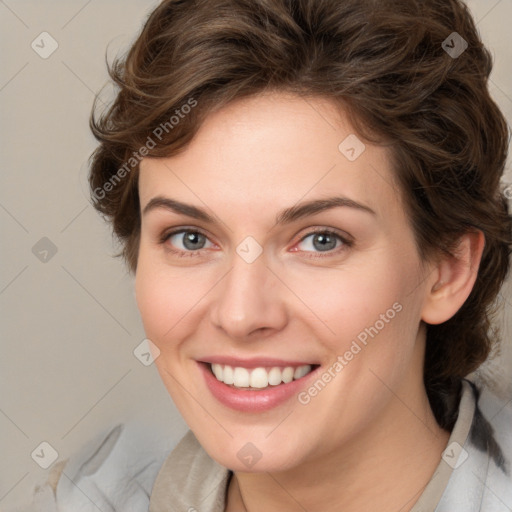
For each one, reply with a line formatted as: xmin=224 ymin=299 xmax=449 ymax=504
xmin=20 ymin=421 xmax=181 ymax=512
xmin=470 ymin=380 xmax=512 ymax=508
xmin=438 ymin=379 xmax=512 ymax=512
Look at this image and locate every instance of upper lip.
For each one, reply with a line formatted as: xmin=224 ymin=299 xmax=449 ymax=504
xmin=198 ymin=356 xmax=318 ymax=369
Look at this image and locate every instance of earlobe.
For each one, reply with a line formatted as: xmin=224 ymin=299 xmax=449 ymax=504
xmin=421 ymin=230 xmax=485 ymax=325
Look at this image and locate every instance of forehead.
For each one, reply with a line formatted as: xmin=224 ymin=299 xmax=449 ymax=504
xmin=138 ymin=92 xmax=403 ymax=223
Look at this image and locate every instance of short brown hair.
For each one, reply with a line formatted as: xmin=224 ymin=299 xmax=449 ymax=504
xmin=89 ymin=0 xmax=512 ymax=428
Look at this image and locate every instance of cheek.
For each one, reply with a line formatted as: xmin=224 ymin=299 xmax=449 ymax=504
xmin=285 ymin=256 xmax=417 ymax=346
xmin=134 ymin=251 xmax=214 ymax=352
xmin=135 ymin=250 xmax=181 ymax=346
xmin=291 ymin=261 xmax=425 ymax=435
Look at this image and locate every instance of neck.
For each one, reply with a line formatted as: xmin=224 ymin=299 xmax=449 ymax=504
xmin=226 ymin=360 xmax=450 ymax=512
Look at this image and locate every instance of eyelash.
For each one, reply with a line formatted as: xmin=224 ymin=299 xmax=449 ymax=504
xmin=159 ymin=227 xmax=353 ymax=260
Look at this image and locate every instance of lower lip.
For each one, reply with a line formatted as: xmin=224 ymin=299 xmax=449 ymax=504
xmin=198 ymin=362 xmax=320 ymax=412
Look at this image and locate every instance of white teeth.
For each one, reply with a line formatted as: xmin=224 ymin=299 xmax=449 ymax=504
xmin=282 ymin=367 xmax=294 ymax=383
xmin=223 ymin=365 xmax=234 ymax=385
xmin=268 ymin=367 xmax=282 ymax=386
xmin=212 ymin=363 xmax=223 ymax=380
xmin=294 ymin=365 xmax=310 ymax=379
xmin=250 ymin=367 xmax=268 ymax=388
xmin=233 ymin=367 xmax=250 ymax=387
xmin=210 ymin=363 xmax=313 ymax=389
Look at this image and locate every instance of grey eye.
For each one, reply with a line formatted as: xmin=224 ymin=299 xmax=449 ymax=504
xmin=168 ymin=231 xmax=212 ymax=251
xmin=298 ymin=232 xmax=342 ymax=252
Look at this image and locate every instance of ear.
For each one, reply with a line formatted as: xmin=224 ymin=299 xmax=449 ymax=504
xmin=421 ymin=230 xmax=485 ymax=325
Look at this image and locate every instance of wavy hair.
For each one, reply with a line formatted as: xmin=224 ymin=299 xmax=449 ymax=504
xmin=89 ymin=0 xmax=512 ymax=428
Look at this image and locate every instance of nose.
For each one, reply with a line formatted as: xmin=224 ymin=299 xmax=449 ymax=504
xmin=209 ymin=250 xmax=289 ymax=340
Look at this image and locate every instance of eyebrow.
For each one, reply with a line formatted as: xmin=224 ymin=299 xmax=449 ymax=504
xmin=142 ymin=195 xmax=376 ymax=225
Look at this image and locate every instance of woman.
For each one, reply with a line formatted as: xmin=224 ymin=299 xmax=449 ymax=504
xmin=25 ymin=0 xmax=512 ymax=510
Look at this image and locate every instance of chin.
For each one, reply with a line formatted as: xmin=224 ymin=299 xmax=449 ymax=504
xmin=195 ymin=428 xmax=310 ymax=473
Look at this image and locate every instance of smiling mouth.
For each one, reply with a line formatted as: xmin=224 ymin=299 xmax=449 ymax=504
xmin=208 ymin=363 xmax=318 ymax=390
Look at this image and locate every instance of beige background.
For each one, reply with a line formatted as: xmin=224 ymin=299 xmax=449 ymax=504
xmin=1 ymin=0 xmax=511 ymax=508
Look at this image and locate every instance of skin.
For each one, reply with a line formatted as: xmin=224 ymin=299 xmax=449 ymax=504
xmin=135 ymin=92 xmax=484 ymax=512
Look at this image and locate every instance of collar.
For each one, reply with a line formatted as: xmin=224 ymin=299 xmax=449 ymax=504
xmin=149 ymin=380 xmax=480 ymax=512
xmin=149 ymin=429 xmax=230 ymax=512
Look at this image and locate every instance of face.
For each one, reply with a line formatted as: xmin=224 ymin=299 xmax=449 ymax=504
xmin=135 ymin=92 xmax=434 ymax=472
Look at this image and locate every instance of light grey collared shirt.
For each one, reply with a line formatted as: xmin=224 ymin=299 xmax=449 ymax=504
xmin=19 ymin=379 xmax=512 ymax=512
xmin=149 ymin=380 xmax=512 ymax=512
